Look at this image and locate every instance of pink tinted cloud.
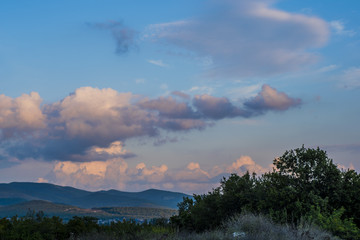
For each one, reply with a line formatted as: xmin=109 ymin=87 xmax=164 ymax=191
xmin=0 ymin=85 xmax=300 ymax=162
xmin=244 ymin=84 xmax=301 ymax=112
xmin=0 ymin=92 xmax=45 ymax=138
xmin=43 ymin=155 xmax=269 ymax=193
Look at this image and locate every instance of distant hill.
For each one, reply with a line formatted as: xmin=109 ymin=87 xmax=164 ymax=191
xmin=0 ymin=200 xmax=178 ymax=220
xmin=0 ymin=182 xmax=190 ymax=209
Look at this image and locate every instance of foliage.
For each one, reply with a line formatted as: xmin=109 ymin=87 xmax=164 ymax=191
xmin=304 ymin=206 xmax=360 ymax=240
xmin=171 ymin=146 xmax=360 ymax=239
xmin=0 ymin=213 xmax=175 ymax=240
xmin=94 ymin=206 xmax=178 ymax=219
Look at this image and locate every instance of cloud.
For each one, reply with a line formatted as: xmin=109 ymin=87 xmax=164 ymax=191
xmin=46 ymin=158 xmax=169 ymax=191
xmin=68 ymin=141 xmax=136 ymax=162
xmin=0 ymin=85 xmax=300 ymax=162
xmin=0 ymin=92 xmax=45 ymax=138
xmin=226 ymin=156 xmax=268 ymax=175
xmin=339 ymin=67 xmax=360 ymax=89
xmin=43 ymin=155 xmax=269 ymax=193
xmin=147 ymin=0 xmax=329 ymax=78
xmin=244 ymin=84 xmax=301 ymax=112
xmin=48 ymin=158 xmax=129 ymax=190
xmin=330 ymin=20 xmax=356 ymax=37
xmin=193 ymin=95 xmax=247 ymax=119
xmin=89 ymin=21 xmax=137 ymax=55
xmin=316 ymin=64 xmax=339 ymax=73
xmin=139 ymin=96 xmax=195 ymax=119
xmin=193 ymin=84 xmax=301 ymax=119
xmin=147 ymin=59 xmax=168 ymax=67
xmin=227 ymin=84 xmax=262 ymax=100
xmin=171 ymin=91 xmax=190 ymax=100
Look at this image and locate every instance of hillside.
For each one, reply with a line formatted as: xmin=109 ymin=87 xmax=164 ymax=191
xmin=0 ymin=182 xmax=190 ymax=209
xmin=0 ymin=200 xmax=112 ymax=220
xmin=0 ymin=200 xmax=178 ymax=220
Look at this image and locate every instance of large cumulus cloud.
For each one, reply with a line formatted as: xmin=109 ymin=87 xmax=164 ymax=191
xmin=147 ymin=0 xmax=329 ymax=78
xmin=0 ymin=92 xmax=46 ymax=138
xmin=0 ymin=85 xmax=300 ymax=162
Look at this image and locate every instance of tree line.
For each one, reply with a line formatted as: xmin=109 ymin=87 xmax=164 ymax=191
xmin=170 ymin=146 xmax=360 ymax=240
xmin=0 ymin=210 xmax=171 ymax=240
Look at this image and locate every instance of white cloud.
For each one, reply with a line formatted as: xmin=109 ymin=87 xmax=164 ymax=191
xmin=147 ymin=59 xmax=169 ymax=67
xmin=147 ymin=0 xmax=329 ymax=78
xmin=330 ymin=20 xmax=356 ymax=37
xmin=0 ymin=92 xmax=46 ymax=137
xmin=188 ymin=86 xmax=214 ymax=95
xmin=226 ymin=156 xmax=268 ymax=175
xmin=49 ymin=158 xmax=129 ymax=190
xmin=316 ymin=64 xmax=339 ymax=73
xmin=91 ymin=141 xmax=130 ymax=156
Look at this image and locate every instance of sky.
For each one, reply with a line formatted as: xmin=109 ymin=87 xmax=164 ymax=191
xmin=0 ymin=0 xmax=359 ymax=194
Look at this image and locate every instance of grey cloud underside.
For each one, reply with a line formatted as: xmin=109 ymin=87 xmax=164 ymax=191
xmin=0 ymin=85 xmax=300 ymax=161
xmin=88 ymin=21 xmax=137 ymax=55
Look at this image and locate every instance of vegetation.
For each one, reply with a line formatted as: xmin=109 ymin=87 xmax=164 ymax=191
xmin=0 ymin=212 xmax=172 ymax=240
xmin=0 ymin=211 xmax=339 ymax=240
xmin=0 ymin=146 xmax=358 ymax=239
xmin=171 ymin=146 xmax=360 ymax=240
xmin=0 ymin=200 xmax=177 ymax=221
xmin=95 ymin=206 xmax=178 ymax=219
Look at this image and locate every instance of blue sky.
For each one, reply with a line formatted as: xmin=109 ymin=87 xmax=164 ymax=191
xmin=0 ymin=0 xmax=359 ymax=194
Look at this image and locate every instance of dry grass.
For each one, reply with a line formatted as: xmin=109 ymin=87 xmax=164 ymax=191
xmin=77 ymin=213 xmax=341 ymax=240
xmin=224 ymin=213 xmax=340 ymax=240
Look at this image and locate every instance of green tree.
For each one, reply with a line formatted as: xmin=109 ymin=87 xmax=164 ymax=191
xmin=172 ymin=145 xmax=360 ymax=239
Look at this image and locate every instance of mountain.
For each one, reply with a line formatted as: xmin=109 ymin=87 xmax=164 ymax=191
xmin=0 ymin=182 xmax=190 ymax=209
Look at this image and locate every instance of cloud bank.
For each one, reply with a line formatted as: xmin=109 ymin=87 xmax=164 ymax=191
xmin=0 ymin=86 xmax=299 ymax=193
xmin=0 ymin=85 xmax=300 ymax=162
xmin=43 ymin=155 xmax=269 ymax=193
xmin=147 ymin=0 xmax=329 ymax=78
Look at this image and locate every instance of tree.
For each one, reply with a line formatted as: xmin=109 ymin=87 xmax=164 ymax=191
xmin=172 ymin=145 xmax=360 ymax=239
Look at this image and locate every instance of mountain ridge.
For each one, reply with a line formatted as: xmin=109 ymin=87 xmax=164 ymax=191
xmin=0 ymin=182 xmax=190 ymax=209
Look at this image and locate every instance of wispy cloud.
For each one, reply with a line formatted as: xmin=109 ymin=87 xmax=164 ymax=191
xmin=330 ymin=20 xmax=356 ymax=37
xmin=146 ymin=0 xmax=329 ymax=78
xmin=147 ymin=59 xmax=168 ymax=67
xmin=316 ymin=64 xmax=339 ymax=73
